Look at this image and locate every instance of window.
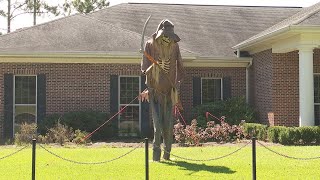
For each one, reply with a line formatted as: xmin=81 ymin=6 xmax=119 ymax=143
xmin=201 ymin=78 xmax=223 ymax=104
xmin=118 ymin=76 xmax=140 ymax=136
xmin=314 ymin=74 xmax=320 ymax=125
xmin=14 ymin=75 xmax=37 ymax=134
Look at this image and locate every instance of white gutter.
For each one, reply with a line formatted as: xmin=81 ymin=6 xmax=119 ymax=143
xmin=0 ymin=52 xmax=252 ymax=68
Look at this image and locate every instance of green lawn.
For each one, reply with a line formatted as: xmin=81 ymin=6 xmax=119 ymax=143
xmin=0 ymin=143 xmax=319 ymax=179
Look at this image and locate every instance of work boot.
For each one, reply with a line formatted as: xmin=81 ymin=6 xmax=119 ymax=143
xmin=163 ymin=152 xmax=170 ymax=160
xmin=153 ymin=149 xmax=161 ymax=161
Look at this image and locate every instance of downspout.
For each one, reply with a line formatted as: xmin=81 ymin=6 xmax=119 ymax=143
xmin=246 ymin=59 xmax=253 ymax=104
xmin=236 ymin=48 xmax=252 ymax=104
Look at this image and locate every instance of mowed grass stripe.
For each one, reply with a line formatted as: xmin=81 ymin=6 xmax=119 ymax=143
xmin=0 ymin=145 xmax=319 ymax=179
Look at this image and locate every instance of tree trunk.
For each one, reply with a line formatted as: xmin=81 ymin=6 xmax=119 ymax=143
xmin=33 ymin=0 xmax=36 ymax=25
xmin=7 ymin=0 xmax=10 ymax=33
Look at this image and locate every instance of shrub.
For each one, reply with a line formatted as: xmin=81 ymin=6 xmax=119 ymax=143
xmin=316 ymin=126 xmax=320 ymax=144
xmin=267 ymin=126 xmax=285 ymax=143
xmin=37 ymin=122 xmax=91 ymax=145
xmin=14 ymin=123 xmax=37 ymax=145
xmin=173 ymin=119 xmax=244 ymax=146
xmin=299 ymin=127 xmax=317 ymax=144
xmin=37 ymin=114 xmax=61 ymax=135
xmin=192 ymin=101 xmax=225 ymax=127
xmin=173 ymin=120 xmax=187 ymax=144
xmin=203 ymin=120 xmax=244 ymax=143
xmin=174 ymin=119 xmax=203 ymax=146
xmin=72 ymin=129 xmax=91 ymax=144
xmin=44 ymin=121 xmax=74 ymax=145
xmin=242 ymin=123 xmax=320 ymax=145
xmin=192 ymin=96 xmax=256 ymax=127
xmin=184 ymin=119 xmax=203 ymax=146
xmin=278 ymin=127 xmax=300 ymax=145
xmin=39 ymin=111 xmax=114 ymax=141
xmin=243 ymin=123 xmax=267 ymax=141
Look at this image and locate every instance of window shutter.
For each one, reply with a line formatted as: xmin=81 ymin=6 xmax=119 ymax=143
xmin=140 ymin=75 xmax=150 ymax=137
xmin=110 ymin=75 xmax=119 ymax=135
xmin=223 ymin=77 xmax=232 ymax=100
xmin=37 ymin=74 xmax=46 ymax=127
xmin=4 ymin=74 xmax=14 ymax=139
xmin=193 ymin=77 xmax=201 ymax=107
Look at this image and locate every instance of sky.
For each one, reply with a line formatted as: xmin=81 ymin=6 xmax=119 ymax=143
xmin=0 ymin=0 xmax=320 ymax=34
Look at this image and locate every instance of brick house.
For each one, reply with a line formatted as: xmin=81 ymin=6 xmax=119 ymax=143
xmin=0 ymin=2 xmax=319 ymax=140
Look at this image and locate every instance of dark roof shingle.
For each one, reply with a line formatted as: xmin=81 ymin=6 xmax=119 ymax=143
xmin=0 ymin=3 xmax=302 ymax=57
xmin=234 ymin=2 xmax=320 ymax=48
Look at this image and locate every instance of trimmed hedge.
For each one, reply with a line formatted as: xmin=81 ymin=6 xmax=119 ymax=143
xmin=244 ymin=123 xmax=320 ymax=145
xmin=243 ymin=123 xmax=267 ymax=141
xmin=267 ymin=126 xmax=285 ymax=143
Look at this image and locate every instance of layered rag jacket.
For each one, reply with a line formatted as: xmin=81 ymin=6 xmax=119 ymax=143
xmin=141 ymin=33 xmax=185 ymax=105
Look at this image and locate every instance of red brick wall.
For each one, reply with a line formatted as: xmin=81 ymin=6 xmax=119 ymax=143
xmin=0 ymin=63 xmax=142 ymax=114
xmin=272 ymin=51 xmax=299 ymax=126
xmin=0 ymin=63 xmax=142 ymax=139
xmin=181 ymin=67 xmax=246 ymax=122
xmin=0 ymin=63 xmax=247 ymax=138
xmin=314 ymin=49 xmax=320 ymax=73
xmin=0 ymin=72 xmax=3 ymax=139
xmin=252 ymin=48 xmax=320 ymax=127
xmin=251 ymin=49 xmax=274 ymax=125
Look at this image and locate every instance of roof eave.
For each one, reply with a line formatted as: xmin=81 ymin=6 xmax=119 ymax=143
xmin=233 ymin=25 xmax=320 ymax=51
xmin=289 ymin=25 xmax=320 ymax=32
xmin=0 ymin=52 xmax=251 ymax=67
xmin=232 ymin=26 xmax=291 ymax=50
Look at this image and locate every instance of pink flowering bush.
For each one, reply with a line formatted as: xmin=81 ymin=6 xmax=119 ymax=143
xmin=174 ymin=117 xmax=245 ymax=146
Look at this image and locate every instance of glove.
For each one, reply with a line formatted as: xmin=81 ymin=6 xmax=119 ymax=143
xmin=139 ymin=89 xmax=149 ymax=102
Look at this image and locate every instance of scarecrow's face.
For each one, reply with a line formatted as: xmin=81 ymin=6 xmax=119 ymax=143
xmin=161 ymin=35 xmax=171 ymax=47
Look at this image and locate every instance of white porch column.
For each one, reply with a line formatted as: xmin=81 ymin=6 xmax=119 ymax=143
xmin=298 ymin=46 xmax=315 ymax=126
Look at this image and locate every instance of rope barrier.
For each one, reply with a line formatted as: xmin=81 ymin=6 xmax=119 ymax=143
xmin=257 ymin=140 xmax=320 ymax=160
xmin=206 ymin=112 xmax=224 ymax=122
xmin=153 ymin=141 xmax=251 ymax=162
xmin=82 ymin=94 xmax=141 ymax=142
xmin=0 ymin=146 xmax=28 ymax=160
xmin=175 ymin=106 xmax=187 ymax=125
xmin=38 ymin=143 xmax=142 ymax=165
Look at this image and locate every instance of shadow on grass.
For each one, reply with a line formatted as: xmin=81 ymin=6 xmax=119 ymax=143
xmin=162 ymin=160 xmax=236 ymax=175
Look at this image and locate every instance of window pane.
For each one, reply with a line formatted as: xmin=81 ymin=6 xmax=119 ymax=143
xmin=315 ymin=105 xmax=320 ymax=126
xmin=118 ymin=76 xmax=140 ymax=136
xmin=14 ymin=105 xmax=36 ymax=133
xmin=202 ymin=79 xmax=222 ymax=104
xmin=15 ymin=76 xmax=36 ymax=104
xmin=119 ymin=106 xmax=139 ymax=135
xmin=119 ymin=77 xmax=139 ymax=104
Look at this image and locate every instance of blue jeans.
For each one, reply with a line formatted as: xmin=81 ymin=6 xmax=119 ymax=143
xmin=149 ymin=90 xmax=174 ymax=161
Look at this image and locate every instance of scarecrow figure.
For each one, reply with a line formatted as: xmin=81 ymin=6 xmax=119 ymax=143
xmin=140 ymin=19 xmax=184 ymax=161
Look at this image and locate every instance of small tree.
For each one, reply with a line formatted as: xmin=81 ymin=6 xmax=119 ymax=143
xmin=0 ymin=0 xmax=59 ymax=33
xmin=61 ymin=0 xmax=109 ymax=15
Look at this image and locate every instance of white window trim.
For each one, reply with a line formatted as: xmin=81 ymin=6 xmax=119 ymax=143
xmin=118 ymin=75 xmax=141 ymax=134
xmin=200 ymin=77 xmax=223 ymax=104
xmin=13 ymin=75 xmax=37 ymax=136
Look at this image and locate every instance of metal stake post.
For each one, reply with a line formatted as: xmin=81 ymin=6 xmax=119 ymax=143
xmin=145 ymin=138 xmax=149 ymax=180
xmin=32 ymin=139 xmax=36 ymax=180
xmin=252 ymin=137 xmax=256 ymax=180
